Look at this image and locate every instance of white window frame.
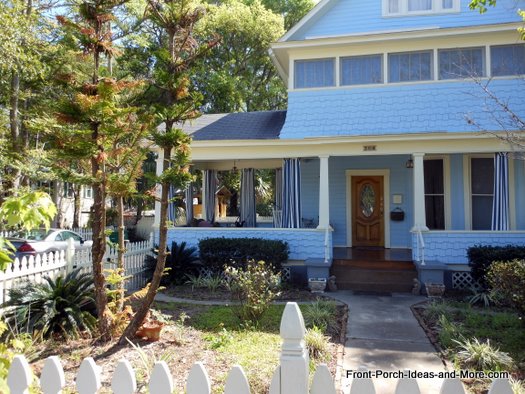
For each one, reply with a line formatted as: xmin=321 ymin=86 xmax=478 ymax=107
xmin=382 ymin=0 xmax=460 ymax=17
xmin=83 ymin=186 xmax=93 ymax=199
xmin=340 ymin=54 xmax=384 ymax=86
xmin=293 ymin=58 xmax=336 ymax=89
xmin=424 ymin=155 xmax=451 ymax=230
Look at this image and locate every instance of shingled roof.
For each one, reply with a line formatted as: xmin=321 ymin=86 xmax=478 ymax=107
xmin=178 ymin=110 xmax=286 ymax=141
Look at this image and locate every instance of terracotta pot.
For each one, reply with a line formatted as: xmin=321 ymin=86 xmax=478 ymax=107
xmin=136 ymin=321 xmax=164 ymax=341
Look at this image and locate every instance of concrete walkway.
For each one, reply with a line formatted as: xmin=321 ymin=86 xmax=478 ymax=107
xmin=330 ymin=291 xmax=447 ymax=394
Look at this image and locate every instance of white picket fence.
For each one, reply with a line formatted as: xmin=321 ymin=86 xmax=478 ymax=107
xmin=6 ymin=302 xmax=514 ymax=394
xmin=0 ymin=235 xmax=153 ymax=304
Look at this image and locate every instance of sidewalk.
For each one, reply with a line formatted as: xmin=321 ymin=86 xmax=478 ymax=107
xmin=329 ymin=291 xmax=447 ymax=394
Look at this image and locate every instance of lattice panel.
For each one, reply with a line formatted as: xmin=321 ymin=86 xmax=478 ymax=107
xmin=452 ymin=271 xmax=481 ymax=290
xmin=281 ymin=267 xmax=291 ymax=282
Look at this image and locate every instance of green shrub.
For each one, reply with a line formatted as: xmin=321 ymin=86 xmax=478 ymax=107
xmin=438 ymin=315 xmax=463 ymax=349
xmin=302 ymin=299 xmax=338 ymax=334
xmin=164 ymin=241 xmax=200 ymax=284
xmin=224 ymin=260 xmax=281 ymax=323
xmin=199 ymin=237 xmax=288 ymax=272
xmin=305 ymin=326 xmax=330 ymax=361
xmin=454 ymin=337 xmax=514 ymax=371
xmin=487 ymin=259 xmax=525 ymax=317
xmin=466 ymin=287 xmax=494 ymax=307
xmin=4 ymin=269 xmax=97 ymax=339
xmin=467 ymin=245 xmax=525 ymax=288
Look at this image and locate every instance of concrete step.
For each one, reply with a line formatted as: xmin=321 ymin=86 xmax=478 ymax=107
xmin=332 ymin=268 xmax=417 ymax=282
xmin=335 ymin=281 xmax=415 ymax=293
xmin=332 ymin=259 xmax=415 ymax=270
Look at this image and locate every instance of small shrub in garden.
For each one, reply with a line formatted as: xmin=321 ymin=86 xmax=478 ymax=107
xmin=453 ymin=337 xmax=514 ymax=371
xmin=164 ymin=241 xmax=200 ymax=284
xmin=438 ymin=315 xmax=463 ymax=349
xmin=302 ymin=299 xmax=338 ymax=334
xmin=467 ymin=245 xmax=525 ymax=287
xmin=305 ymin=326 xmax=330 ymax=361
xmin=224 ymin=260 xmax=281 ymax=323
xmin=487 ymin=259 xmax=525 ymax=317
xmin=4 ymin=268 xmax=97 ymax=339
xmin=199 ymin=237 xmax=288 ymax=272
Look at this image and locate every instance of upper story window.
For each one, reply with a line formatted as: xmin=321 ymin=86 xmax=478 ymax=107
xmin=491 ymin=44 xmax=525 ymax=77
xmin=340 ymin=55 xmax=383 ymax=86
xmin=83 ymin=186 xmax=93 ymax=199
xmin=439 ymin=47 xmax=485 ymax=80
xmin=384 ymin=0 xmax=459 ymax=16
xmin=388 ymin=50 xmax=433 ymax=83
xmin=294 ymin=58 xmax=335 ymax=89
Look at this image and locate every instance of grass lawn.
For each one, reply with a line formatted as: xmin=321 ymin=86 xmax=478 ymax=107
xmin=414 ymin=299 xmax=525 ymax=394
xmin=30 ymin=300 xmax=345 ymax=394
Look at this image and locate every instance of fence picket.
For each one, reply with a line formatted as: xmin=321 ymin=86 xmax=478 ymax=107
xmin=487 ymin=378 xmax=513 ymax=394
xmin=395 ymin=377 xmax=421 ymax=394
xmin=149 ymin=361 xmax=173 ymax=394
xmin=7 ymin=355 xmax=32 ymax=394
xmin=76 ymin=357 xmax=101 ymax=394
xmin=186 ymin=362 xmax=211 ymax=394
xmin=224 ymin=365 xmax=250 ymax=394
xmin=268 ymin=366 xmax=280 ymax=394
xmin=40 ymin=356 xmax=65 ymax=394
xmin=349 ymin=374 xmax=376 ymax=394
xmin=112 ymin=359 xmax=137 ymax=394
xmin=440 ymin=378 xmax=466 ymax=394
xmin=310 ymin=364 xmax=336 ymax=394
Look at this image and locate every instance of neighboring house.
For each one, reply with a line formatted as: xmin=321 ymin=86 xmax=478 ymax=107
xmin=157 ymin=0 xmax=525 ymax=290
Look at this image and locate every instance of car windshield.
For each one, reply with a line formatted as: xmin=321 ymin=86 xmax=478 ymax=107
xmin=12 ymin=229 xmax=52 ymax=241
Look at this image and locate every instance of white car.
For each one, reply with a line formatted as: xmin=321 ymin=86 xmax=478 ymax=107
xmin=7 ymin=229 xmax=93 ymax=258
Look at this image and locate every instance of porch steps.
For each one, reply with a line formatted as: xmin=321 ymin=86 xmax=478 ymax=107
xmin=330 ymin=256 xmax=417 ymax=293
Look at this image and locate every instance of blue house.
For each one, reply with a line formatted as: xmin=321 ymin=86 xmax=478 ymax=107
xmin=158 ymin=0 xmax=525 ymax=291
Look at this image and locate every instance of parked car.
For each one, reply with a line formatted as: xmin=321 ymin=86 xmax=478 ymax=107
xmin=7 ymin=229 xmax=93 ymax=258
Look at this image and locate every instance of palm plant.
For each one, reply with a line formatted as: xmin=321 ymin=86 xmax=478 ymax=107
xmin=4 ymin=269 xmax=97 ymax=339
xmin=164 ymin=241 xmax=200 ymax=284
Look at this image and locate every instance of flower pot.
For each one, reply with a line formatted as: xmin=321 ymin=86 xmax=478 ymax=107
xmin=425 ymin=283 xmax=445 ymax=298
xmin=136 ymin=321 xmax=164 ymax=341
xmin=308 ymin=278 xmax=327 ymax=293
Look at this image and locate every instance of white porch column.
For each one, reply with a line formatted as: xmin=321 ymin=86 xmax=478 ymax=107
xmin=317 ymin=155 xmax=330 ymax=229
xmin=153 ymin=150 xmax=164 ymax=228
xmin=412 ymin=152 xmax=429 ymax=231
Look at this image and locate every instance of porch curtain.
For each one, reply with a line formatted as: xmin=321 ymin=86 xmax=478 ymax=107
xmin=240 ymin=168 xmax=256 ymax=227
xmin=167 ymin=184 xmax=176 ymax=224
xmin=203 ymin=169 xmax=217 ymax=223
xmin=275 ymin=168 xmax=282 ymax=210
xmin=184 ymin=182 xmax=193 ymax=225
xmin=281 ymin=158 xmax=302 ymax=228
xmin=491 ymin=152 xmax=510 ymax=231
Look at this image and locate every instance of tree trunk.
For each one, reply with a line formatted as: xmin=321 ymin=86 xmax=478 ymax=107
xmin=116 ymin=195 xmax=125 ymax=312
xmin=119 ymin=145 xmax=171 ymax=344
xmin=91 ymin=126 xmax=111 ymax=340
xmin=9 ymin=71 xmax=21 ymax=190
xmin=73 ymin=184 xmax=82 ymax=228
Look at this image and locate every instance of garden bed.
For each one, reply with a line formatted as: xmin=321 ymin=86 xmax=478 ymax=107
xmin=413 ymin=299 xmax=525 ymax=394
xmin=30 ymin=300 xmax=347 ymax=393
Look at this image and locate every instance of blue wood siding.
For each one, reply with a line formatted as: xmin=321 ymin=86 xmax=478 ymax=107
xmin=281 ymin=79 xmax=524 ymax=139
xmin=290 ymin=0 xmax=523 ymax=41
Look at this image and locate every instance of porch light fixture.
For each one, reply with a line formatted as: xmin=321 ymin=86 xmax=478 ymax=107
xmin=231 ymin=160 xmax=238 ymax=173
xmin=406 ymin=157 xmax=414 ymax=169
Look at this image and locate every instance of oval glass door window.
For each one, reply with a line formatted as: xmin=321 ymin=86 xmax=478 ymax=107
xmin=360 ymin=184 xmax=375 ymax=217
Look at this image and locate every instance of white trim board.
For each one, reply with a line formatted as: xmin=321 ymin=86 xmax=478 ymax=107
xmin=345 ymin=169 xmax=391 ymax=248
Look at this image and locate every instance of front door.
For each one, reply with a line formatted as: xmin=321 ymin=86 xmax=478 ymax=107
xmin=352 ymin=176 xmax=384 ymax=247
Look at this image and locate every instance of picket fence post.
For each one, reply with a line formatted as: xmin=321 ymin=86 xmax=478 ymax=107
xmin=270 ymin=302 xmax=309 ymax=394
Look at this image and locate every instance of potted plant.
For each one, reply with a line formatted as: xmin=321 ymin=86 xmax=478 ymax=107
xmin=425 ymin=282 xmax=445 ymax=298
xmin=308 ymin=278 xmax=327 ymax=293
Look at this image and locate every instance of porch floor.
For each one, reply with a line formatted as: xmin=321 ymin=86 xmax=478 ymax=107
xmin=331 ymin=247 xmax=417 ymax=293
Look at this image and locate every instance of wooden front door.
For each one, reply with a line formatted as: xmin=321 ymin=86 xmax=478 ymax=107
xmin=352 ymin=176 xmax=384 ymax=247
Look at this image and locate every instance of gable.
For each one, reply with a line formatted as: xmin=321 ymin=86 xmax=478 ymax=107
xmin=284 ymin=0 xmax=524 ymax=42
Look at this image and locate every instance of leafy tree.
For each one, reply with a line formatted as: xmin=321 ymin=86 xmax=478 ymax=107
xmin=194 ymin=0 xmax=286 ymax=112
xmin=119 ymin=0 xmax=218 ymax=343
xmin=250 ymin=0 xmax=314 ymax=30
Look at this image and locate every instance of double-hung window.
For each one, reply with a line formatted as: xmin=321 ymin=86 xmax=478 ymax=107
xmin=294 ymin=58 xmax=335 ymax=89
xmin=424 ymin=159 xmax=445 ymax=230
xmin=439 ymin=47 xmax=485 ymax=79
xmin=389 ymin=51 xmax=433 ymax=82
xmin=340 ymin=55 xmax=383 ymax=86
xmin=491 ymin=44 xmax=525 ymax=77
xmin=384 ymin=0 xmax=458 ymax=16
xmin=470 ymin=157 xmax=494 ymax=230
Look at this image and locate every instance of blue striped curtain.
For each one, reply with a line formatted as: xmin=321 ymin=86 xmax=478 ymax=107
xmin=240 ymin=168 xmax=256 ymax=227
xmin=167 ymin=184 xmax=176 ymax=224
xmin=275 ymin=168 xmax=282 ymax=210
xmin=203 ymin=170 xmax=217 ymax=223
xmin=491 ymin=152 xmax=510 ymax=231
xmin=281 ymin=158 xmax=302 ymax=228
xmin=185 ymin=183 xmax=193 ymax=225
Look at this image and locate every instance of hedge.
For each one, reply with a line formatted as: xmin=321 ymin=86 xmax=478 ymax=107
xmin=198 ymin=237 xmax=289 ymax=272
xmin=467 ymin=244 xmax=525 ymax=287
